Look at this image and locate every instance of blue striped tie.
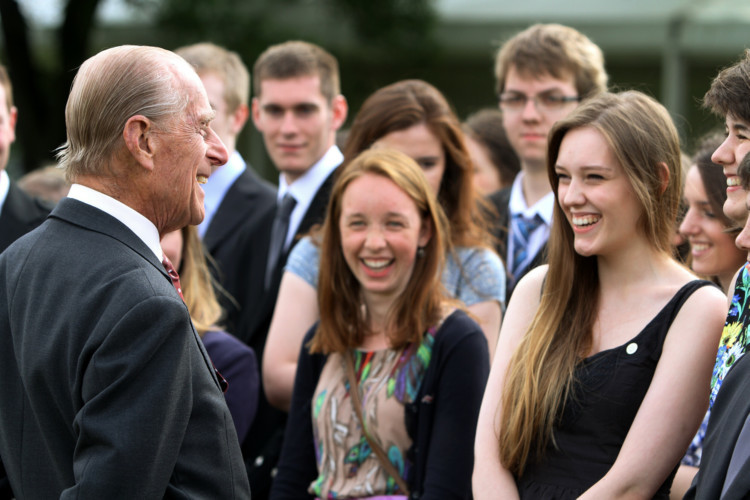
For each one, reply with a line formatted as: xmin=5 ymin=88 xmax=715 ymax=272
xmin=512 ymin=213 xmax=543 ymax=281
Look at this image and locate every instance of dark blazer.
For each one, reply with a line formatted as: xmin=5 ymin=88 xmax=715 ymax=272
xmin=202 ymin=166 xmax=277 ymax=333
xmin=488 ymin=187 xmax=547 ymax=303
xmin=685 ymin=352 xmax=750 ymax=500
xmin=235 ymin=168 xmax=337 ymax=500
xmin=202 ymin=329 xmax=260 ymax=445
xmin=0 ymin=181 xmax=50 ymax=254
xmin=0 ymin=198 xmax=250 ymax=499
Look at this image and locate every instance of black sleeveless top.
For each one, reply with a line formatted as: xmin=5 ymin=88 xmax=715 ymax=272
xmin=516 ymin=280 xmax=714 ymax=499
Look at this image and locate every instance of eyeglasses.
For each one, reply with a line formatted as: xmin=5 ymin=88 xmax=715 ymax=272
xmin=499 ymin=92 xmax=580 ymax=113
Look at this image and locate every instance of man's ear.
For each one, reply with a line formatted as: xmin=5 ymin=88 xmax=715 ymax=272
xmin=657 ymin=161 xmax=670 ymax=195
xmin=330 ymin=95 xmax=348 ymax=131
xmin=230 ymin=103 xmax=250 ymax=136
xmin=123 ymin=115 xmax=155 ymax=171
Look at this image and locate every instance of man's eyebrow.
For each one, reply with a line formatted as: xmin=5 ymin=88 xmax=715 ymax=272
xmin=200 ymin=109 xmax=216 ymax=123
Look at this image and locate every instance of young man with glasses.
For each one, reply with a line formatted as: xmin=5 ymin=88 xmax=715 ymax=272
xmin=489 ymin=23 xmax=608 ymax=302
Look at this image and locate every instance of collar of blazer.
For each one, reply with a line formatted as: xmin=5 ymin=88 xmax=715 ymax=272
xmin=50 ymin=198 xmax=167 ymax=279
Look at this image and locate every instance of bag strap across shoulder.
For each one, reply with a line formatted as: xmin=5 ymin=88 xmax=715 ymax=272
xmin=344 ymin=350 xmax=410 ymax=495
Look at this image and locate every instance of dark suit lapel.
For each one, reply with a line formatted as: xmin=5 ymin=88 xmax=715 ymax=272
xmin=248 ymin=168 xmax=337 ymax=345
xmin=203 ymin=168 xmax=276 ymax=254
xmin=50 ymin=198 xmax=166 ymax=277
xmin=0 ymin=183 xmax=50 ymax=252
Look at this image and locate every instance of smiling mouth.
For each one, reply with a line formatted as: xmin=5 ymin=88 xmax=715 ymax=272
xmin=728 ymin=176 xmax=742 ymax=187
xmin=572 ymin=215 xmax=600 ymax=227
xmin=362 ymin=258 xmax=393 ymax=270
xmin=197 ymin=175 xmax=208 ymax=184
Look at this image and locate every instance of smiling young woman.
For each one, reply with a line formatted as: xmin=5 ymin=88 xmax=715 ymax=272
xmin=473 ymin=91 xmax=727 ymax=499
xmin=270 ymin=149 xmax=489 ymax=499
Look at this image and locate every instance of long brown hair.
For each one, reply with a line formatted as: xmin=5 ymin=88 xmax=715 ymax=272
xmin=308 ymin=149 xmax=451 ymax=354
xmin=342 ymin=79 xmax=492 ymax=250
xmin=498 ymin=91 xmax=683 ymax=475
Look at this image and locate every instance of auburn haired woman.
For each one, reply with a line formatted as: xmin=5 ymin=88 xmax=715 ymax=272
xmin=270 ymin=149 xmax=489 ymax=499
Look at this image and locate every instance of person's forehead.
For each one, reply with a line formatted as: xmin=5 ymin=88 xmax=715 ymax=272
xmin=726 ymin=113 xmax=750 ymax=131
xmin=257 ymin=75 xmax=326 ymax=103
xmin=504 ymin=66 xmax=576 ymax=93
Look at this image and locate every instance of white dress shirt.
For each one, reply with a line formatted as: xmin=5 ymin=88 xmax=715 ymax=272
xmin=277 ymin=145 xmax=343 ymax=250
xmin=67 ymin=183 xmax=163 ymax=261
xmin=0 ymin=170 xmax=10 ymax=219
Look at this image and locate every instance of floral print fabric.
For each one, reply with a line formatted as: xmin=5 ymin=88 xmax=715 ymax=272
xmin=309 ymin=328 xmax=436 ymax=499
xmin=684 ymin=262 xmax=750 ymax=467
xmin=712 ymin=261 xmax=750 ymax=407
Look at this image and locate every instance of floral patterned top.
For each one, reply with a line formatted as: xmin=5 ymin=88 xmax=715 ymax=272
xmin=683 ymin=261 xmax=750 ymax=467
xmin=711 ymin=261 xmax=750 ymax=407
xmin=309 ymin=328 xmax=436 ymax=499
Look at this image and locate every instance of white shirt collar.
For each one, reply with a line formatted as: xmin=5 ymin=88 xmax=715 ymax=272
xmin=277 ymin=145 xmax=343 ymax=249
xmin=197 ymin=151 xmax=246 ymax=238
xmin=0 ymin=170 xmax=9 ymax=217
xmin=67 ymin=183 xmax=163 ymax=261
xmin=508 ymin=171 xmax=555 ymax=225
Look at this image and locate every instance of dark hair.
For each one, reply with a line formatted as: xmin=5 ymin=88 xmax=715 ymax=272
xmin=463 ymin=108 xmax=521 ymax=187
xmin=343 ymin=79 xmax=491 ymax=249
xmin=693 ymin=131 xmax=739 ymax=233
xmin=494 ymin=23 xmax=608 ymax=98
xmin=253 ymin=40 xmax=340 ymax=102
xmin=704 ymin=48 xmax=750 ymax=124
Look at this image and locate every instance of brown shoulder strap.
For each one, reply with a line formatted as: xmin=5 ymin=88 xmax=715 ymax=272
xmin=344 ymin=351 xmax=410 ymax=495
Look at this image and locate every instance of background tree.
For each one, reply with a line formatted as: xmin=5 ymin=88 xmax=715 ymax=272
xmin=0 ymin=0 xmax=437 ymax=176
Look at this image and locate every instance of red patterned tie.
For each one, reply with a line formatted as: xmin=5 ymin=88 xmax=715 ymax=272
xmin=162 ymin=255 xmax=228 ymax=393
xmin=162 ymin=255 xmax=184 ymax=300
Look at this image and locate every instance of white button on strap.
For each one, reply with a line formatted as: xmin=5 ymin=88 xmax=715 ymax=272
xmin=626 ymin=343 xmax=638 ymax=355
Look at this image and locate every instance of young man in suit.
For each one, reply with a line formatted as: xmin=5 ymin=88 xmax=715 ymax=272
xmin=684 ymin=50 xmax=750 ymax=500
xmin=238 ymin=40 xmax=347 ymax=499
xmin=0 ymin=63 xmax=50 ymax=253
xmin=489 ymin=24 xmax=608 ymax=302
xmin=0 ymin=45 xmax=250 ymax=498
xmin=175 ymin=42 xmax=277 ymax=330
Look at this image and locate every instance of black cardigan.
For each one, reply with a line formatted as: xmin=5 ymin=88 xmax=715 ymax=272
xmin=269 ymin=309 xmax=490 ymax=499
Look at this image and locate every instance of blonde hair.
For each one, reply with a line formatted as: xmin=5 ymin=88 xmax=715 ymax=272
xmin=309 ymin=149 xmax=451 ymax=354
xmin=499 ymin=91 xmax=682 ymax=475
xmin=178 ymin=225 xmax=224 ymax=336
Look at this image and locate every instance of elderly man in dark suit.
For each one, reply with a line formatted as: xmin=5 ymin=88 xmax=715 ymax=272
xmin=0 ymin=64 xmax=50 ymax=253
xmin=0 ymin=45 xmax=251 ymax=498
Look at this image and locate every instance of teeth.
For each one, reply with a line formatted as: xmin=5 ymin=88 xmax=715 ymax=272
xmin=728 ymin=176 xmax=742 ymax=187
xmin=572 ymin=215 xmax=600 ymax=226
xmin=692 ymin=243 xmax=710 ymax=252
xmin=363 ymin=259 xmax=391 ymax=270
xmin=196 ymin=175 xmax=208 ymax=185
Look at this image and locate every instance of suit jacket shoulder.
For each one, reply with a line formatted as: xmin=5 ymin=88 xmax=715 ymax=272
xmin=203 ymin=166 xmax=276 ymax=253
xmin=0 ymin=198 xmax=249 ymax=497
xmin=0 ymin=182 xmax=51 ymax=253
